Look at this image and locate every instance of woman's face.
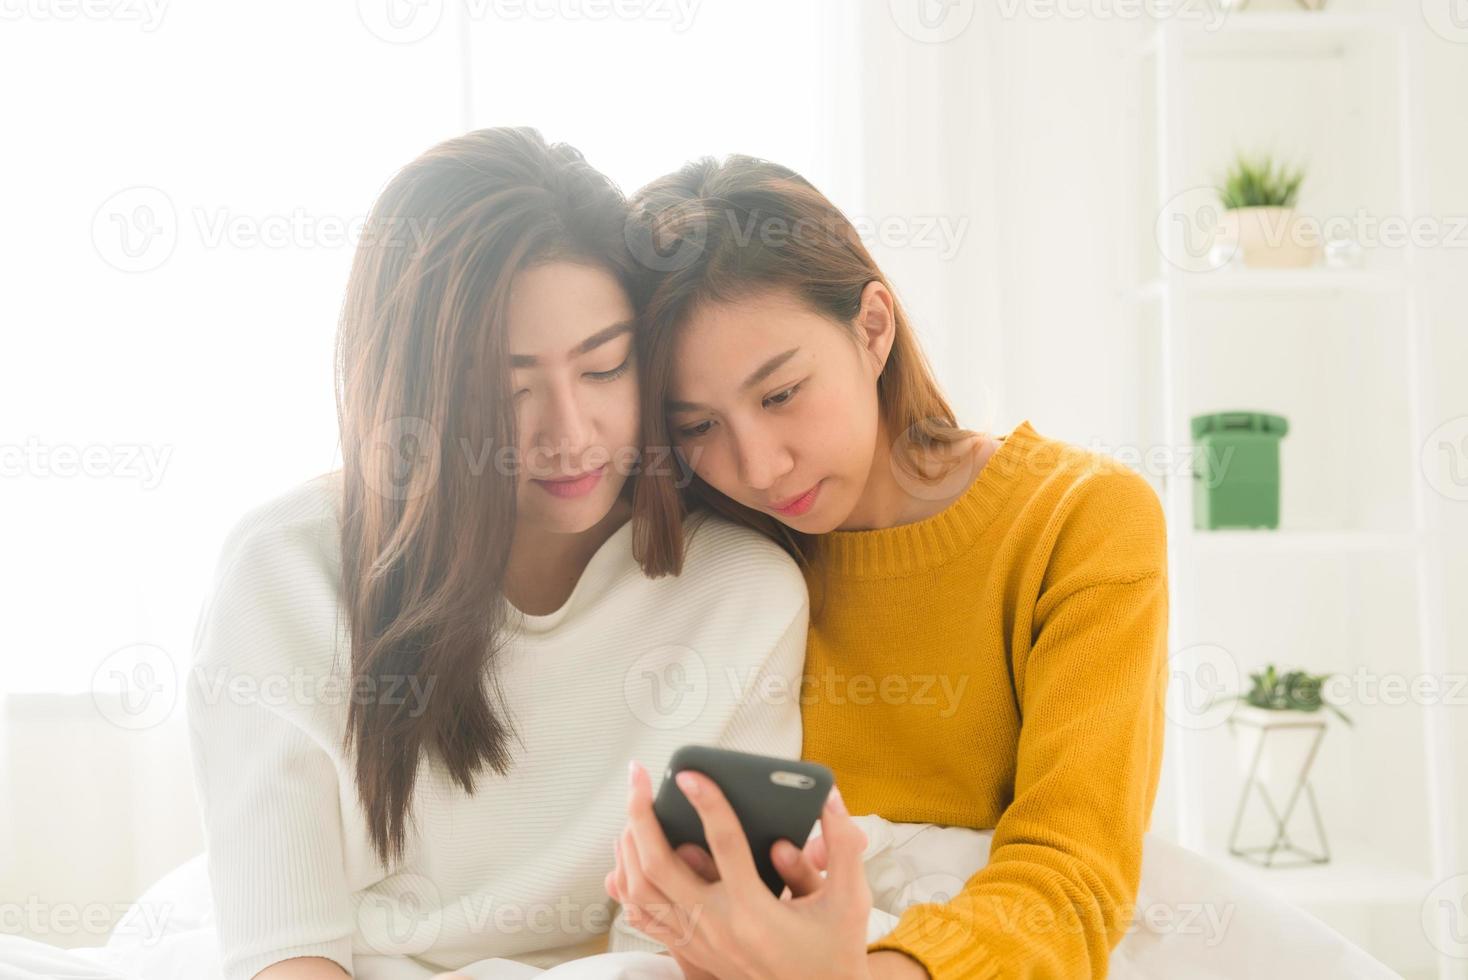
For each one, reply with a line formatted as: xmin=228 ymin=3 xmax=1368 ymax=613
xmin=667 ymin=287 xmax=884 ymax=534
xmin=505 ymin=261 xmax=639 ymax=535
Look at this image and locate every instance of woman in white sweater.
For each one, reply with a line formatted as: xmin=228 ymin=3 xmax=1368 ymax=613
xmin=187 ymin=128 xmax=809 ymax=980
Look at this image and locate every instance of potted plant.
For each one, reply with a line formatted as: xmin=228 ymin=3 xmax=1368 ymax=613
xmin=1217 ymin=154 xmax=1320 ymax=269
xmin=1209 ymin=665 xmax=1352 ymax=865
xmin=1213 ymin=665 xmax=1352 ymax=794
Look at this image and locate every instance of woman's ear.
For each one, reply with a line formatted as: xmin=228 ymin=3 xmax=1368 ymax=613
xmin=853 ymin=280 xmax=897 ymax=375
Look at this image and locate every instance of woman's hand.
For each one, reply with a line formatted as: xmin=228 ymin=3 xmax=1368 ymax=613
xmin=604 ymin=760 xmax=874 ymax=980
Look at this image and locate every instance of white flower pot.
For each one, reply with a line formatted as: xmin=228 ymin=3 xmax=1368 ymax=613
xmin=1229 ymin=704 xmax=1332 ymax=803
xmin=1220 ymin=206 xmax=1322 ymax=269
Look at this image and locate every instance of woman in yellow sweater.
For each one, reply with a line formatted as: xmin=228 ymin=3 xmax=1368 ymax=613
xmin=606 ymin=155 xmax=1169 ymax=980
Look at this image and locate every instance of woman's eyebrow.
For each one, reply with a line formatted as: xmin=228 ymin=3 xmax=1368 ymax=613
xmin=740 ymin=347 xmax=799 ymax=391
xmin=511 ymin=320 xmax=633 ymax=367
xmin=667 ymin=346 xmax=801 ymax=413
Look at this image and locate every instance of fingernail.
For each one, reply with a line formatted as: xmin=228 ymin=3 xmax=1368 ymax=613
xmin=627 ymin=760 xmax=638 ymax=788
xmin=676 ymin=771 xmax=700 ymax=798
xmin=827 ymin=786 xmax=846 ymax=814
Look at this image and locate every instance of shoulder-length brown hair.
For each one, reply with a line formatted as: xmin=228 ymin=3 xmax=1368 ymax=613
xmin=627 ymin=155 xmax=971 ymax=572
xmin=335 ymin=127 xmax=659 ymax=866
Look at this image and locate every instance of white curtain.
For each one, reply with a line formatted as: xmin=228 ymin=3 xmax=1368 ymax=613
xmin=1 ymin=1 xmax=469 ymax=943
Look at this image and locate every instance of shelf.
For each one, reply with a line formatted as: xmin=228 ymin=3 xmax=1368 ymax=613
xmin=1134 ymin=267 xmax=1406 ymax=301
xmin=1138 ymin=12 xmax=1405 ymax=61
xmin=1180 ymin=529 xmax=1419 ymax=556
xmin=1137 ymin=6 xmax=1452 ymax=975
xmin=1200 ymin=838 xmax=1435 ymax=909
xmin=1176 ymin=11 xmax=1401 ymax=35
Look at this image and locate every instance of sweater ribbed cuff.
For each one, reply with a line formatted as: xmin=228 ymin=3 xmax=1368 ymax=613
xmin=868 ymin=910 xmax=999 ymax=980
xmin=228 ymin=938 xmax=354 ymax=980
xmin=607 ymin=913 xmax=670 ymax=957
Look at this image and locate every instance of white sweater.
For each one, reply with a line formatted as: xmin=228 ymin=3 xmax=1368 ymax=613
xmin=186 ymin=472 xmax=808 ymax=980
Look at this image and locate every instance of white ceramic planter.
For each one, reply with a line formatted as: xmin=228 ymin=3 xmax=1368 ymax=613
xmin=1229 ymin=703 xmax=1332 ymax=803
xmin=1220 ymin=206 xmax=1322 ymax=269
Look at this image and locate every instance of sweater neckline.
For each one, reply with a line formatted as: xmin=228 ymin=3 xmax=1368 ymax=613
xmin=817 ymin=420 xmax=1040 ymax=579
xmin=511 ymin=517 xmax=635 ymax=634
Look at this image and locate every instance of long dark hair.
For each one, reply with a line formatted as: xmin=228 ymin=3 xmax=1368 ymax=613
xmin=334 ymin=127 xmax=660 ymax=866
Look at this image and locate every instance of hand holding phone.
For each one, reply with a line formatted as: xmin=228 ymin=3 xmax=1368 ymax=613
xmin=651 ymin=745 xmax=834 ymax=896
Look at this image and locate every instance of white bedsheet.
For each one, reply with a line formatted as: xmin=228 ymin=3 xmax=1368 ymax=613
xmin=0 ymin=818 xmax=1399 ymax=979
xmin=846 ymin=816 xmax=1399 ymax=980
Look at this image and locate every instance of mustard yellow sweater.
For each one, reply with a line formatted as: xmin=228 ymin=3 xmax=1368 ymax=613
xmin=801 ymin=420 xmax=1170 ymax=980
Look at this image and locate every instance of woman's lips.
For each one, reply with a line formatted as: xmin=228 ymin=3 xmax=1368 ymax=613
xmin=770 ymin=480 xmax=821 ymax=517
xmin=532 ymin=464 xmax=606 ymax=499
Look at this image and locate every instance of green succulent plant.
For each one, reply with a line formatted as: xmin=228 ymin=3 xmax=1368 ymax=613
xmin=1218 ymin=154 xmax=1306 ymax=210
xmin=1211 ymin=664 xmax=1353 ymax=726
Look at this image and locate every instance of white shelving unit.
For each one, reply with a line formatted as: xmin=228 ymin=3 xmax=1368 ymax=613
xmin=1128 ymin=9 xmax=1459 ymax=979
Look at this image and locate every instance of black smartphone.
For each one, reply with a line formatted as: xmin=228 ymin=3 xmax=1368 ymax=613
xmin=652 ymin=745 xmax=834 ymax=896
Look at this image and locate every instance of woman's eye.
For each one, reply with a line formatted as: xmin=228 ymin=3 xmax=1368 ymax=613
xmin=678 ymin=420 xmax=714 ymax=439
xmin=586 ymin=356 xmax=631 ymax=382
xmin=763 ymin=383 xmax=800 ymax=408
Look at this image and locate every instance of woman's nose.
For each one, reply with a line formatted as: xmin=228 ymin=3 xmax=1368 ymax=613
xmin=733 ymin=428 xmax=793 ymax=492
xmin=535 ymin=382 xmax=593 ymax=462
